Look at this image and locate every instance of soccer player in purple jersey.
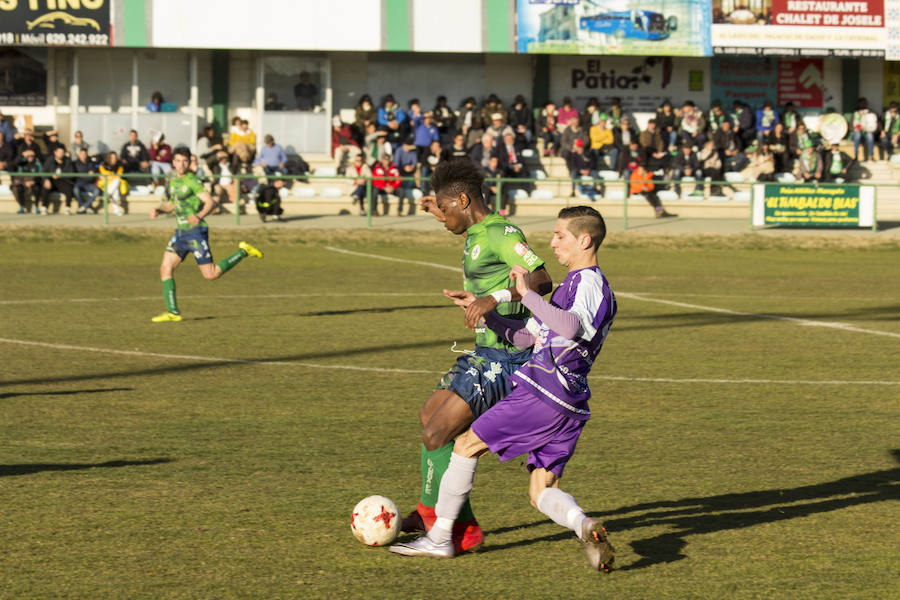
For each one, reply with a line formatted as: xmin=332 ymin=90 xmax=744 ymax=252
xmin=391 ymin=206 xmax=618 ymax=572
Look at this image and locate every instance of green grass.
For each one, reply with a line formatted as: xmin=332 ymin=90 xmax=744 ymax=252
xmin=1 ymin=227 xmax=898 ymax=599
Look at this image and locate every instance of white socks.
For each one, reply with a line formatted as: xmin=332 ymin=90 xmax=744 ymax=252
xmin=428 ymin=453 xmax=478 ymax=544
xmin=536 ymin=487 xmax=587 ymax=539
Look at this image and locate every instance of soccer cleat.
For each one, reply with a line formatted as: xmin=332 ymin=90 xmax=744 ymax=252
xmin=389 ymin=535 xmax=454 ymax=558
xmin=581 ymin=518 xmax=615 ymax=573
xmin=239 ymin=241 xmax=263 ymax=259
xmin=401 ymin=503 xmax=436 ymax=533
xmin=151 ymin=311 xmax=183 ymax=323
xmin=452 ymin=519 xmax=484 ymax=553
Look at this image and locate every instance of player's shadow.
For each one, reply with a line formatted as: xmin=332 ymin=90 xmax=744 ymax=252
xmin=154 ymin=304 xmax=451 ymax=322
xmin=0 ymin=387 xmax=133 ymax=400
xmin=481 ymin=450 xmax=900 ymax=570
xmin=0 ymin=458 xmax=173 ymax=478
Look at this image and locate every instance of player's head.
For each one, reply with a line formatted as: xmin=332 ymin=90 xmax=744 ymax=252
xmin=172 ymin=147 xmax=191 ymax=174
xmin=430 ymin=158 xmax=486 ymax=235
xmin=553 ymin=206 xmax=606 ymax=267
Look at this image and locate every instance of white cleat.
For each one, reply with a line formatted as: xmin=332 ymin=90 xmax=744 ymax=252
xmin=389 ymin=535 xmax=454 ymax=558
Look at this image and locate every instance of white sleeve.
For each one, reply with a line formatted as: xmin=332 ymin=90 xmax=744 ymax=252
xmin=568 ymin=270 xmax=608 ymax=341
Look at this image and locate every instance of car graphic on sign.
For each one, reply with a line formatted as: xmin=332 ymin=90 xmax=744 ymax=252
xmin=26 ymin=11 xmax=101 ymax=32
xmin=579 ymin=9 xmax=677 ymax=41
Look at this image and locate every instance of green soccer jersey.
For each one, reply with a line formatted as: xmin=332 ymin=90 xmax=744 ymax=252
xmin=462 ymin=213 xmax=545 ymax=350
xmin=168 ymin=172 xmax=208 ymax=231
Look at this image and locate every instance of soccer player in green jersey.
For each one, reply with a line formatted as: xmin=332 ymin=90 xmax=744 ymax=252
xmin=400 ymin=159 xmax=552 ymax=552
xmin=149 ymin=147 xmax=263 ymax=323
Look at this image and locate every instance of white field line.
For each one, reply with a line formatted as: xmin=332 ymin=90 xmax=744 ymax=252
xmin=0 ymin=292 xmax=425 ymax=305
xmin=323 ymin=246 xmax=900 ymax=340
xmin=1 ymin=337 xmax=897 ymax=385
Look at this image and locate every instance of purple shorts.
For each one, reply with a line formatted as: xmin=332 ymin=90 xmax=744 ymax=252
xmin=471 ymin=385 xmax=586 ymax=477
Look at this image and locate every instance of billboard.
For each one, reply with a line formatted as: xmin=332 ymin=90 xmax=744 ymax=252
xmin=710 ymin=56 xmax=825 ymax=109
xmin=517 ymin=0 xmax=712 ymax=56
xmin=712 ymin=0 xmax=885 ymax=57
xmin=752 ymin=184 xmax=876 ymax=228
xmin=0 ymin=0 xmax=110 ymax=47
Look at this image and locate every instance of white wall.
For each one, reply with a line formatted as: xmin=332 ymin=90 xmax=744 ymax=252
xmin=412 ymin=0 xmax=482 ymax=53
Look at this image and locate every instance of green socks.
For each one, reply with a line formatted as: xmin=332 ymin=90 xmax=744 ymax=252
xmin=162 ymin=278 xmax=179 ymax=314
xmin=420 ymin=442 xmax=475 ymax=522
xmin=216 ymin=248 xmax=247 ymax=274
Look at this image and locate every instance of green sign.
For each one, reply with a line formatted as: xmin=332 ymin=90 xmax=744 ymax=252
xmin=752 ymin=184 xmax=876 ymax=228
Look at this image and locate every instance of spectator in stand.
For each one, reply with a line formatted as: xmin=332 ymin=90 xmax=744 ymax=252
xmin=414 ymin=111 xmax=440 ymax=163
xmin=714 ymin=119 xmax=744 ymax=171
xmin=589 ymin=118 xmax=616 ymax=170
xmin=229 ymin=119 xmax=256 ymax=157
xmin=348 ymin=153 xmax=373 ymax=216
xmin=486 ymin=112 xmax=514 ymax=141
xmin=677 ymin=101 xmax=706 ymax=147
xmin=444 ymin=133 xmax=469 ymax=161
xmin=149 ymin=132 xmax=173 ymax=185
xmin=120 ymin=129 xmax=149 ymax=177
xmin=497 ymin=131 xmax=526 ymax=197
xmin=754 ymin=100 xmax=779 ymax=145
xmin=331 ymin=117 xmax=361 ymax=175
xmin=789 ymin=122 xmax=813 ymax=163
xmin=146 ymin=91 xmax=164 ymax=112
xmin=823 ymin=143 xmax=855 ymax=181
xmin=795 ymin=144 xmax=823 ymax=182
xmin=732 ymin=100 xmax=756 ymax=148
xmin=98 ymin=151 xmax=128 ymax=216
xmin=41 ymin=145 xmax=75 ymax=215
xmin=420 ymin=140 xmax=443 ymax=190
xmin=12 ymin=149 xmax=41 ymax=214
xmin=407 ymin=99 xmax=424 ymax=134
xmin=556 ymin=97 xmax=579 ymax=131
xmin=432 ymin=95 xmax=457 ymax=144
xmin=394 ymin=136 xmax=419 ymax=216
xmin=256 ymin=133 xmax=287 ymax=178
xmin=229 ymin=116 xmax=242 ymax=137
xmin=607 ymin=97 xmax=632 ymax=129
xmin=765 ymin=122 xmax=791 ymax=173
xmin=458 ymin=96 xmax=484 ymax=150
xmin=470 ymin=133 xmax=496 ymax=171
xmin=481 ymin=154 xmax=503 ymax=213
xmin=630 ymin=159 xmax=676 ymax=217
xmin=0 ymin=135 xmax=15 ymax=171
xmin=617 ymin=139 xmax=642 ymax=176
xmin=253 ymin=175 xmax=285 ymax=222
xmin=378 ymin=94 xmax=407 ymax=154
xmin=781 ymin=102 xmax=800 ymax=133
xmin=44 ymin=130 xmax=65 ymax=156
xmin=697 ymin=139 xmax=724 ymax=195
xmin=211 ymin=151 xmax=235 ymax=208
xmin=706 ymin=100 xmax=727 ymax=139
xmin=613 ymin=117 xmax=638 ymax=169
xmin=671 ymin=144 xmax=699 ymax=195
xmin=480 ymin=94 xmax=507 ymax=129
xmin=740 ymin=143 xmax=775 ymax=182
xmin=196 ymin=124 xmax=223 ymax=170
xmin=72 ymin=147 xmax=99 ymax=214
xmin=355 ymin=94 xmax=377 ymax=135
xmin=16 ymin=129 xmax=43 ymax=163
xmin=850 ymin=98 xmax=876 ymax=161
xmin=583 ymin=97 xmax=601 ymax=127
xmin=0 ymin=109 xmax=16 ymax=143
xmin=655 ymin=100 xmax=678 ymax=148
xmin=559 ymin=115 xmax=588 ymax=161
xmin=264 ymin=93 xmax=284 ymax=111
xmin=537 ymin=102 xmax=559 ymax=157
xmin=566 ymin=139 xmax=599 ymax=201
xmin=879 ymin=102 xmax=900 ymax=160
xmin=371 ymin=154 xmax=401 ymax=215
xmin=639 ymin=119 xmax=668 ymax=172
xmin=294 ymin=71 xmax=318 ymax=111
xmin=71 ymin=130 xmax=89 ymax=156
xmin=508 ymin=94 xmax=533 ymax=147
xmin=373 ymin=129 xmax=393 ymax=165
xmin=362 ymin=123 xmax=385 ymax=165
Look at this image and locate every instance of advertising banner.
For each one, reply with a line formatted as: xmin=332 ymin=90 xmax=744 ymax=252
xmin=777 ymin=58 xmax=824 ymax=108
xmin=0 ymin=0 xmax=110 ymax=47
xmin=752 ymin=184 xmax=876 ymax=227
xmin=711 ymin=56 xmax=825 ymax=109
xmin=712 ymin=0 xmax=885 ymax=57
xmin=518 ymin=0 xmax=712 ymax=56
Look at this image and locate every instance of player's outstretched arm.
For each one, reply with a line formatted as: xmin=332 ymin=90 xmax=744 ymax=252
xmin=419 ymin=194 xmax=445 ymax=223
xmin=150 ymin=201 xmax=175 ymax=219
xmin=443 ymin=289 xmax=475 ymax=308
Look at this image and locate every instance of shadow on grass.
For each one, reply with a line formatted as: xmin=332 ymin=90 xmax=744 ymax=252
xmin=0 ymin=387 xmax=133 ymax=400
xmin=0 ymin=458 xmax=173 ymax=477
xmin=190 ymin=304 xmax=451 ymax=320
xmin=1 ymin=338 xmax=450 ymax=386
xmin=482 ymin=450 xmax=900 ymax=570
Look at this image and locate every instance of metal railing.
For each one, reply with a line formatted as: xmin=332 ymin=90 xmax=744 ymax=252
xmin=0 ymin=170 xmax=883 ymax=231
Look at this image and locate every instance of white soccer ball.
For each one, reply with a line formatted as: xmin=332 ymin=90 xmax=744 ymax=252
xmin=350 ymin=495 xmax=401 ymax=547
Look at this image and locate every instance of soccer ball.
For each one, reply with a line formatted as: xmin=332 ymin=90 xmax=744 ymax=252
xmin=350 ymin=495 xmax=401 ymax=547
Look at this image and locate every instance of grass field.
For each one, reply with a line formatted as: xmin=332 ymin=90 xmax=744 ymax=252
xmin=1 ymin=226 xmax=898 ymax=600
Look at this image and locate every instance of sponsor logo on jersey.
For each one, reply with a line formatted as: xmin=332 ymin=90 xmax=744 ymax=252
xmin=504 ymin=225 xmax=520 ymax=236
xmin=523 ymin=250 xmax=538 ymax=266
xmin=471 ymin=244 xmax=481 ymax=260
xmin=514 ymin=242 xmax=528 ymax=257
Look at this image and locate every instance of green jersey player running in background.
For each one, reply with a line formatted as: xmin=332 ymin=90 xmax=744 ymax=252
xmin=401 ymin=158 xmax=552 ymax=552
xmin=149 ymin=147 xmax=263 ymax=322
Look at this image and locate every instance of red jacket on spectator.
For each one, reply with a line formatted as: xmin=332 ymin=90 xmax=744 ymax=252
xmin=372 ymin=161 xmax=401 ymax=190
xmin=331 ymin=124 xmax=359 ymax=157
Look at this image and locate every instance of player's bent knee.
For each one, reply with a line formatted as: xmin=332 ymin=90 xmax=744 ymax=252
xmin=453 ymin=428 xmax=489 ymax=459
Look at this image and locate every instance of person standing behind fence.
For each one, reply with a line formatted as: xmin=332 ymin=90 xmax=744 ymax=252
xmin=371 ymin=154 xmax=401 ymax=216
xmin=394 ymin=136 xmax=420 ymax=216
xmin=349 ymin=154 xmax=373 ymax=216
xmin=41 ymin=145 xmax=75 ymax=215
xmin=12 ymin=149 xmax=41 ymax=214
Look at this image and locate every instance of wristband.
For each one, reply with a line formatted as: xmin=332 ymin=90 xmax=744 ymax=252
xmin=490 ymin=289 xmax=512 ymax=304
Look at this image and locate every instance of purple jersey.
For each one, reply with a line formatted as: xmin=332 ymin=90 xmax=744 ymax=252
xmin=512 ymin=266 xmax=616 ymax=421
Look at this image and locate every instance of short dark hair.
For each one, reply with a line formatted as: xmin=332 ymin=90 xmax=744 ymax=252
xmin=430 ymin=158 xmax=485 ymax=205
xmin=173 ymin=147 xmax=192 ymax=160
xmin=558 ymin=205 xmax=606 ymax=250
